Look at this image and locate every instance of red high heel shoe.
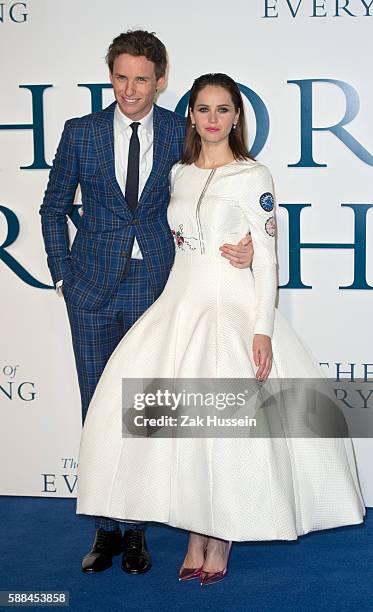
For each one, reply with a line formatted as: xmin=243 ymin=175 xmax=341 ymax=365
xmin=178 ymin=565 xmax=204 ymax=582
xmin=179 ymin=537 xmax=208 ymax=582
xmin=200 ymin=541 xmax=232 ymax=586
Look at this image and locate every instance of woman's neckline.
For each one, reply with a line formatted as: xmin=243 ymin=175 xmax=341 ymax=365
xmin=192 ymin=159 xmax=238 ymax=170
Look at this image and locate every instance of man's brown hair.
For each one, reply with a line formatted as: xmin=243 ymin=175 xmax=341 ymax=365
xmin=106 ymin=30 xmax=167 ymax=79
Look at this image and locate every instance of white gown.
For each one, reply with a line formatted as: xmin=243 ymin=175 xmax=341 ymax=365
xmin=76 ymin=160 xmax=365 ymax=541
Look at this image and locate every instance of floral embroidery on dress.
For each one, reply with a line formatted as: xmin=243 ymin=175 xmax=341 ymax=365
xmin=172 ymin=224 xmax=197 ymax=251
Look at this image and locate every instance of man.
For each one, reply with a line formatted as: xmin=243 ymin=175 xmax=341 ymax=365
xmin=40 ymin=30 xmax=253 ymax=576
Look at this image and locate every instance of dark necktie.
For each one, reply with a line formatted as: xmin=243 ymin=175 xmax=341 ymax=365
xmin=125 ymin=122 xmax=140 ymax=211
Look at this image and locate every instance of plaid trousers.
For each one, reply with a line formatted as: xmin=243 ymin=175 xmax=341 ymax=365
xmin=66 ymin=259 xmax=158 ymax=531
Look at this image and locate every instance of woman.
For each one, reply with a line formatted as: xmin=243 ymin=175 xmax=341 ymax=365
xmin=76 ymin=74 xmax=365 ymax=585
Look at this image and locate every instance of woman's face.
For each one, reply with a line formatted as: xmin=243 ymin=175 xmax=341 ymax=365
xmin=190 ymin=85 xmax=239 ymax=147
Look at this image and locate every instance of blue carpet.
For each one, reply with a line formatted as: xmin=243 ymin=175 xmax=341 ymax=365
xmin=0 ymin=497 xmax=371 ymax=611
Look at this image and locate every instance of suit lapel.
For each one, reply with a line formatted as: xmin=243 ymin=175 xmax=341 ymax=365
xmin=139 ymin=105 xmax=172 ymax=205
xmin=94 ymin=102 xmax=130 ymax=220
xmin=94 ymin=103 xmax=173 ymax=217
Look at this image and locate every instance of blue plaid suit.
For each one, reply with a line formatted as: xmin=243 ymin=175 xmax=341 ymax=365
xmin=40 ymin=102 xmax=186 ymax=310
xmin=40 ymin=102 xmax=186 ymax=531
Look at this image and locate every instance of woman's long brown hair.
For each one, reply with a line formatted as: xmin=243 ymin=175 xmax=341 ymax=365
xmin=180 ymin=73 xmax=254 ymax=165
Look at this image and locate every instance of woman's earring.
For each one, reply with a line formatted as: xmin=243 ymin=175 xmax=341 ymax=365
xmin=192 ymin=123 xmax=196 ymax=129
xmin=233 ymin=124 xmax=237 ymax=130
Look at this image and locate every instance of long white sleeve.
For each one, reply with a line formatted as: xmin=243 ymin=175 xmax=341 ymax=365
xmin=241 ymin=164 xmax=278 ymax=338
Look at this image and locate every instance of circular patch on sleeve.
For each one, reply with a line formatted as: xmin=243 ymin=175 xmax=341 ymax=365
xmin=265 ymin=216 xmax=276 ymax=237
xmin=260 ymin=192 xmax=274 ymax=212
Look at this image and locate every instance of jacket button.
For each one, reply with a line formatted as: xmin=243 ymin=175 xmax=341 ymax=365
xmin=122 ymin=251 xmax=129 ymax=257
xmin=131 ymin=219 xmax=139 ymax=225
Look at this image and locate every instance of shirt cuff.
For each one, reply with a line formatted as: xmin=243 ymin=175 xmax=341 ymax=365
xmin=56 ymin=279 xmax=63 ymax=297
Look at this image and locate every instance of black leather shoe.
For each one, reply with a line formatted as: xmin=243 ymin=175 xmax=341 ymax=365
xmin=81 ymin=528 xmax=123 ymax=573
xmin=121 ymin=529 xmax=152 ymax=574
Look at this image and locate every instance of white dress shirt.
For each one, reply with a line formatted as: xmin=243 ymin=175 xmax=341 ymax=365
xmin=114 ymin=103 xmax=154 ymax=259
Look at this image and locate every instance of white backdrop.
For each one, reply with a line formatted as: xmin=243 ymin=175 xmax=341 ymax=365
xmin=0 ymin=0 xmax=372 ymax=504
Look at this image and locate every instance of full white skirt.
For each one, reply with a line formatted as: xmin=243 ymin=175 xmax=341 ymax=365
xmin=76 ymin=254 xmax=365 ymax=541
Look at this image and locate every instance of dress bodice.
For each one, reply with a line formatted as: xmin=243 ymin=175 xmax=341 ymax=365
xmin=167 ymin=159 xmax=278 ymax=337
xmin=168 ymin=160 xmax=277 ymax=257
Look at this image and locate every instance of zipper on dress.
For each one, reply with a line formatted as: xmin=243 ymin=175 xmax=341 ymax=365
xmin=196 ymin=169 xmax=216 ymax=255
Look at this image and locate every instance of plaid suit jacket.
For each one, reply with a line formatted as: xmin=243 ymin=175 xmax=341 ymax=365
xmin=40 ymin=102 xmax=186 ymax=310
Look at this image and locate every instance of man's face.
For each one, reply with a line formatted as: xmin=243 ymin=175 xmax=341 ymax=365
xmin=110 ymin=53 xmax=165 ymax=120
